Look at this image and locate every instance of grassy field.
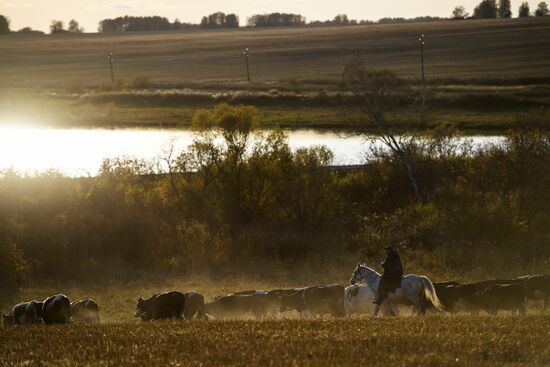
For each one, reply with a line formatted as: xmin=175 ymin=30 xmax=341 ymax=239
xmin=1 ymin=316 xmax=549 ymax=366
xmin=1 ymin=18 xmax=549 ymax=131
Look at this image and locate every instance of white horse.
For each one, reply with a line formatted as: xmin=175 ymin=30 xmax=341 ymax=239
xmin=344 ymin=284 xmax=376 ymax=316
xmin=349 ymin=264 xmax=443 ymax=316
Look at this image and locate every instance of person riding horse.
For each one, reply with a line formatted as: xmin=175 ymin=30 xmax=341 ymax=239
xmin=373 ymin=246 xmax=403 ymax=305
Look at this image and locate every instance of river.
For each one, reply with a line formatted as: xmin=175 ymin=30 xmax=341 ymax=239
xmin=0 ymin=126 xmax=504 ymax=177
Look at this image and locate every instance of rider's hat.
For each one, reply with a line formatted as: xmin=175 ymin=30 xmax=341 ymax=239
xmin=384 ymin=246 xmax=395 ymax=251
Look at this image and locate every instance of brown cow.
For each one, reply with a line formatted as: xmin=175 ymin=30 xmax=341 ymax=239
xmin=135 ymin=291 xmax=186 ymax=321
xmin=71 ymin=299 xmax=100 ymax=323
xmin=42 ymin=294 xmax=71 ymax=325
xmin=183 ymin=291 xmax=207 ymax=320
xmin=519 ymin=275 xmax=550 ymax=309
xmin=478 ymin=283 xmax=526 ymax=315
xmin=205 ymin=293 xmax=279 ymax=319
xmin=2 ymin=300 xmax=43 ymax=326
xmin=279 ymin=285 xmax=345 ymax=317
xmin=435 ymin=284 xmax=479 ymax=312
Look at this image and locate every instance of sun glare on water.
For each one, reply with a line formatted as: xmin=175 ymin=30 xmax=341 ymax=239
xmin=0 ymin=124 xmax=191 ymax=177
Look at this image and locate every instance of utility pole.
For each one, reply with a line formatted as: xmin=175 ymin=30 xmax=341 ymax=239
xmin=243 ymin=48 xmax=250 ymax=82
xmin=107 ymin=52 xmax=115 ymax=84
xmin=418 ymin=34 xmax=425 ymax=84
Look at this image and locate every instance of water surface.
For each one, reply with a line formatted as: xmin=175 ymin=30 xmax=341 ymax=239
xmin=0 ymin=127 xmax=503 ymax=177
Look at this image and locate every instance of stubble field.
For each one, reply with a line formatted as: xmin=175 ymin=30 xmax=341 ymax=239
xmin=1 ymin=316 xmax=549 ymax=366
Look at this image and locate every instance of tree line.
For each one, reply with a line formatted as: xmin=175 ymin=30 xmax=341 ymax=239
xmin=2 ymin=5 xmax=548 ymax=36
xmin=452 ymin=0 xmax=549 ymax=19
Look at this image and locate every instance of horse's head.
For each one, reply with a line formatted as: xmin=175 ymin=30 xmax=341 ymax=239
xmin=349 ymin=264 xmax=364 ymax=285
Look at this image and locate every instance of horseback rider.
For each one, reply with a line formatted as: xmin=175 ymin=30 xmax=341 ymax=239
xmin=373 ymin=246 xmax=403 ymax=305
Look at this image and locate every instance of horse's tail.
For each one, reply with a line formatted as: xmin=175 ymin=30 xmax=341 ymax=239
xmin=420 ymin=276 xmax=444 ymax=312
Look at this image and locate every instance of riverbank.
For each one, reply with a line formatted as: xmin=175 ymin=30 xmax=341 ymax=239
xmin=2 ymin=83 xmax=549 ymax=133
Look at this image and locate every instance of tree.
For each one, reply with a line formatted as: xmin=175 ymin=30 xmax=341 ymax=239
xmin=473 ymin=0 xmax=498 ymax=18
xmin=535 ymin=2 xmax=549 ymax=15
xmin=50 ymin=20 xmax=65 ymax=34
xmin=225 ymin=14 xmax=239 ymax=28
xmin=343 ymin=56 xmax=424 ymax=203
xmin=519 ymin=2 xmax=531 ymax=16
xmin=0 ymin=15 xmax=10 ymax=34
xmin=452 ymin=5 xmax=469 ymax=19
xmin=68 ymin=19 xmax=84 ymax=33
xmin=498 ymin=0 xmax=512 ymax=17
xmin=333 ymin=14 xmax=350 ymax=25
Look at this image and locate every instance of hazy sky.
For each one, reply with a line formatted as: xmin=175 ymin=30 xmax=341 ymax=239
xmin=1 ymin=0 xmax=542 ymax=32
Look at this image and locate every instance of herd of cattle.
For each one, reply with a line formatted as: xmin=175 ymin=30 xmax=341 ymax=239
xmin=2 ymin=274 xmax=549 ymax=325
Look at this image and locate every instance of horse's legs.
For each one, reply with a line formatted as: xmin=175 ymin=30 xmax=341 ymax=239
xmin=382 ymin=300 xmax=396 ymax=317
xmin=373 ymin=304 xmax=379 ymax=317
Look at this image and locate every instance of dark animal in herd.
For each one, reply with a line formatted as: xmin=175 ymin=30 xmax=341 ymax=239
xmin=478 ymin=283 xmax=526 ymax=315
xmin=71 ymin=299 xmax=100 ymax=323
xmin=205 ymin=293 xmax=280 ymax=319
xmin=42 ymin=294 xmax=71 ymax=324
xmin=2 ymin=300 xmax=43 ymax=326
xmin=521 ymin=275 xmax=550 ymax=309
xmin=2 ymin=294 xmax=72 ymax=326
xmin=434 ymin=275 xmax=550 ymax=314
xmin=279 ymin=285 xmax=346 ymax=317
xmin=135 ymin=291 xmax=207 ymax=321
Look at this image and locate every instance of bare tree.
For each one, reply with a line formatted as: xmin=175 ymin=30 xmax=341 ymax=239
xmin=343 ymin=56 xmax=424 ymax=202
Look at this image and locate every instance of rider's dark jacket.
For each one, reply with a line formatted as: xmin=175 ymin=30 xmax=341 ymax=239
xmin=381 ymin=250 xmax=403 ymax=280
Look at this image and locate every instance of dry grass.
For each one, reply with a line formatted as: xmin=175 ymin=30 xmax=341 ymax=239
xmin=2 ymin=18 xmax=550 ymax=88
xmin=1 ymin=316 xmax=549 ymax=366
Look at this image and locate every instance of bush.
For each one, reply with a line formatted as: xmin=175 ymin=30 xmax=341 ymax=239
xmin=0 ymin=243 xmax=28 ymax=300
xmin=131 ymin=76 xmax=150 ymax=89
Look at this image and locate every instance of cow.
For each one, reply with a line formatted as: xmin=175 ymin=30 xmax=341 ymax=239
xmin=70 ymin=299 xmax=100 ymax=323
xmin=205 ymin=293 xmax=279 ymax=319
xmin=135 ymin=291 xmax=186 ymax=321
xmin=2 ymin=300 xmax=43 ymax=326
xmin=279 ymin=284 xmax=345 ymax=317
xmin=435 ymin=284 xmax=480 ymax=312
xmin=519 ymin=275 xmax=550 ymax=309
xmin=478 ymin=283 xmax=527 ymax=315
xmin=42 ymin=294 xmax=71 ymax=325
xmin=183 ymin=291 xmax=208 ymax=320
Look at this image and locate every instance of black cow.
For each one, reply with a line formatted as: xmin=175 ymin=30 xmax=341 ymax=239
xmin=2 ymin=300 xmax=43 ymax=326
xmin=135 ymin=291 xmax=186 ymax=321
xmin=183 ymin=291 xmax=207 ymax=320
xmin=42 ymin=294 xmax=71 ymax=324
xmin=279 ymin=284 xmax=345 ymax=317
xmin=478 ymin=283 xmax=526 ymax=315
xmin=205 ymin=293 xmax=279 ymax=319
xmin=519 ymin=275 xmax=550 ymax=309
xmin=435 ymin=284 xmax=479 ymax=312
xmin=70 ymin=299 xmax=100 ymax=323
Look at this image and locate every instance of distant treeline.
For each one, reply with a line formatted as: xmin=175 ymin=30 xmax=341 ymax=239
xmin=2 ymin=1 xmax=549 ymax=36
xmin=247 ymin=13 xmax=306 ymax=27
xmin=99 ymin=16 xmax=194 ymax=33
